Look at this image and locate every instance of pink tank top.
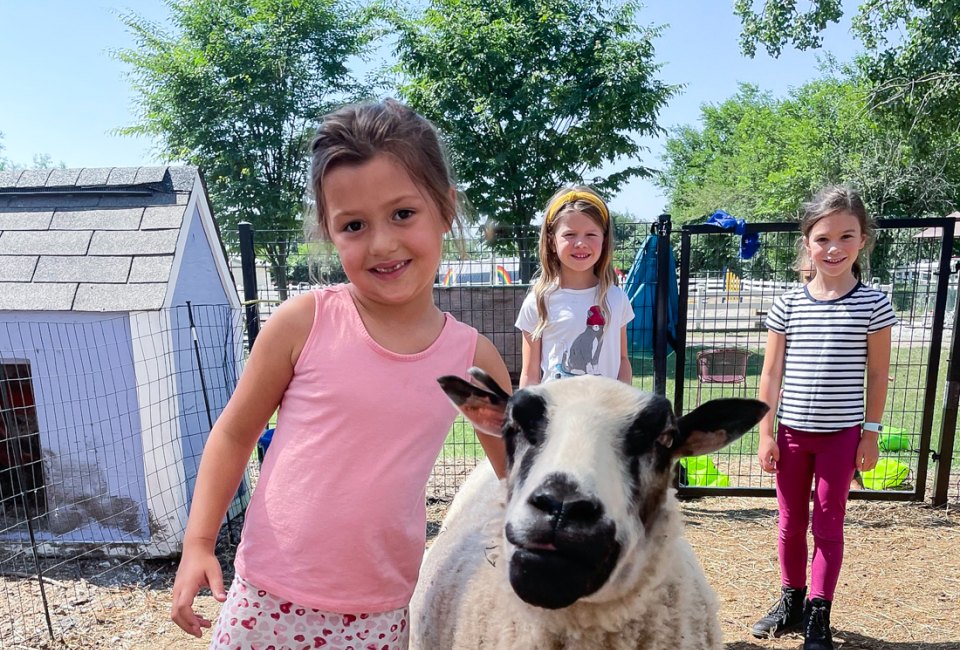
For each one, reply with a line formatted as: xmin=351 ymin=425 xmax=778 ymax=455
xmin=234 ymin=285 xmax=478 ymax=612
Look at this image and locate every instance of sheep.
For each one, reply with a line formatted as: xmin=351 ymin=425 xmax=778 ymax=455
xmin=410 ymin=369 xmax=768 ymax=650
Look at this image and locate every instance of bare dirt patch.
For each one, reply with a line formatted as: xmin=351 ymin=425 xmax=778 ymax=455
xmin=4 ymin=497 xmax=957 ymax=649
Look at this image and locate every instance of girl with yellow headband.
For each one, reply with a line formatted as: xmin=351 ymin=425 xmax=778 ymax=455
xmin=515 ymin=185 xmax=634 ymax=386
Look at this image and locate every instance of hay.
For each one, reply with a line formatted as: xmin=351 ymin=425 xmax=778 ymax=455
xmin=5 ymin=497 xmax=957 ymax=649
xmin=683 ymin=497 xmax=960 ymax=649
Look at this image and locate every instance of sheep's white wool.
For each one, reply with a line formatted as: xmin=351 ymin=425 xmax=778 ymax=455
xmin=411 ymin=464 xmax=721 ymax=650
xmin=411 ymin=373 xmax=765 ymax=650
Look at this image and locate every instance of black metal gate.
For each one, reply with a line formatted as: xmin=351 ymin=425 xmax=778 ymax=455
xmin=234 ymin=218 xmax=959 ymax=506
xmin=673 ymin=217 xmax=958 ymax=504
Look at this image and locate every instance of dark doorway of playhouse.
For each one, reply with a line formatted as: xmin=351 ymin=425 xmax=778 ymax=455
xmin=1 ymin=362 xmax=47 ymax=521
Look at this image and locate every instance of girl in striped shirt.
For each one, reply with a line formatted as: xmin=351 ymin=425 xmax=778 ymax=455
xmin=752 ymin=186 xmax=896 ymax=650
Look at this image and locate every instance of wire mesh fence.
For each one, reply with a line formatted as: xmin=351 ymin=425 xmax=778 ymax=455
xmin=674 ymin=220 xmax=959 ymax=503
xmin=236 ymin=219 xmax=958 ymax=504
xmin=3 ymin=215 xmax=958 ymax=647
xmin=0 ymin=304 xmax=247 ymax=647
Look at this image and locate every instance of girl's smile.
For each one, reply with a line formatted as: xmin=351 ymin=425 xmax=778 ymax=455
xmin=370 ymin=259 xmax=410 ymax=277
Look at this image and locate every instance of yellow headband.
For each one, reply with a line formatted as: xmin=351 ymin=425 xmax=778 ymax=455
xmin=545 ymin=191 xmax=609 ymax=227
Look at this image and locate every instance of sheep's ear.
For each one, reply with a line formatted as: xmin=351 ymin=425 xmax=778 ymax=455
xmin=437 ymin=372 xmax=508 ymax=438
xmin=467 ymin=366 xmax=510 ymax=401
xmin=672 ymin=398 xmax=769 ymax=457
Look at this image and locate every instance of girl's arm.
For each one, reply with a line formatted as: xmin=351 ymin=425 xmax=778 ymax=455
xmin=170 ymin=293 xmax=315 ymax=637
xmin=858 ymin=326 xmax=893 ymax=471
xmin=757 ymin=330 xmax=785 ymax=473
xmin=617 ymin=325 xmax=632 ymax=385
xmin=518 ymin=330 xmax=542 ymax=388
xmin=473 ymin=334 xmax=512 ymax=478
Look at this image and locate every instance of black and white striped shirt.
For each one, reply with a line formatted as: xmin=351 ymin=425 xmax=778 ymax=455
xmin=765 ymin=282 xmax=897 ymax=432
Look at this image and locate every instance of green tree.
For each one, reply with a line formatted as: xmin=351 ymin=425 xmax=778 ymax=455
xmin=662 ymin=78 xmax=960 ymax=220
xmin=390 ymin=0 xmax=675 ymax=281
xmin=735 ymin=1 xmax=960 ymax=138
xmin=0 ymin=133 xmax=64 ymax=171
xmin=116 ymin=0 xmax=373 ymax=295
xmin=658 ymin=76 xmax=960 ymax=279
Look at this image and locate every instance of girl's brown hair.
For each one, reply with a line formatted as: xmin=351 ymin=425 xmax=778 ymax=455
xmin=799 ymin=185 xmax=875 ymax=281
xmin=308 ymin=99 xmax=462 ymax=241
xmin=529 ymin=186 xmax=617 ymax=339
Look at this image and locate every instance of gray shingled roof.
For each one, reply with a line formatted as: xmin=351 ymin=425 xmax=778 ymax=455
xmin=0 ymin=166 xmax=200 ymax=311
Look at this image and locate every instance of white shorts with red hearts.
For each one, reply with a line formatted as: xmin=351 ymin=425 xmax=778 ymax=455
xmin=209 ymin=573 xmax=409 ymax=650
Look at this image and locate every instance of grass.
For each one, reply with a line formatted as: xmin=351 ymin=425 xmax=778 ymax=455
xmin=443 ymin=415 xmax=487 ymax=460
xmin=439 ymin=342 xmax=960 ymax=471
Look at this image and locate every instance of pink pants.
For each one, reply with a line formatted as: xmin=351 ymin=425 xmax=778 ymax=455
xmin=209 ymin=573 xmax=409 ymax=650
xmin=775 ymin=423 xmax=860 ymax=601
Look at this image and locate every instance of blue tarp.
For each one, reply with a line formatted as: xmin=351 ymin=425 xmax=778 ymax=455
xmin=704 ymin=209 xmax=761 ymax=259
xmin=622 ymin=234 xmax=679 ymax=355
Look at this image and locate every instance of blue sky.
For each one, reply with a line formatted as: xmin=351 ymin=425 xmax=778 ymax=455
xmin=0 ymin=1 xmax=861 ymax=219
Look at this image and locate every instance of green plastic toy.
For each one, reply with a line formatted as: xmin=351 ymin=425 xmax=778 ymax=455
xmin=860 ymin=458 xmax=911 ymax=490
xmin=878 ymin=426 xmax=912 ymax=453
xmin=680 ymin=455 xmax=731 ymax=487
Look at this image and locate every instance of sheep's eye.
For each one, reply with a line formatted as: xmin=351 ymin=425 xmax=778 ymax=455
xmin=502 ymin=421 xmax=542 ymax=446
xmin=624 ymin=418 xmax=663 ymax=457
xmin=522 ymin=425 xmax=543 ymax=447
xmin=505 ymin=392 xmax=547 ymax=446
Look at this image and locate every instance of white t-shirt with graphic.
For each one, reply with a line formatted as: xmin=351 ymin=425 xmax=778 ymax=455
xmin=515 ymin=284 xmax=634 ymax=383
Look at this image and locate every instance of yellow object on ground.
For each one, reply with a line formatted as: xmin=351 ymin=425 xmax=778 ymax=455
xmin=860 ymin=458 xmax=911 ymax=490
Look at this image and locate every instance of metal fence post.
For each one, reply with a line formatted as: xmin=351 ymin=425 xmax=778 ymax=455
xmin=933 ymin=260 xmax=960 ymax=507
xmin=673 ymin=228 xmax=691 ymax=414
xmin=0 ymin=365 xmax=55 ymax=641
xmin=238 ymin=222 xmax=261 ymax=352
xmin=653 ymin=213 xmax=672 ymax=396
xmin=912 ymin=221 xmax=955 ymax=500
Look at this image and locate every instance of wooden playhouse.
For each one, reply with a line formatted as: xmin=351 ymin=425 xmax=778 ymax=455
xmin=0 ymin=166 xmax=244 ymax=557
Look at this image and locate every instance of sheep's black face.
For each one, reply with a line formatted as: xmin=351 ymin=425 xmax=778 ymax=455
xmin=499 ymin=379 xmax=650 ymax=609
xmin=504 ymin=471 xmax=620 ymax=609
xmin=437 ymin=370 xmax=769 ymax=611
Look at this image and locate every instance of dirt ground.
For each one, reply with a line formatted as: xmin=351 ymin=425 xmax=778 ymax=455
xmin=2 ymin=497 xmax=957 ymax=650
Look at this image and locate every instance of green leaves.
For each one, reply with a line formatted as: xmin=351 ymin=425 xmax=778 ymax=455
xmin=735 ymin=1 xmax=960 ymax=151
xmin=115 ymin=0 xmax=374 ymax=262
xmin=658 ymin=74 xmax=960 ymax=229
xmin=390 ymin=0 xmax=676 ymax=228
xmin=735 ymin=0 xmax=844 ymax=58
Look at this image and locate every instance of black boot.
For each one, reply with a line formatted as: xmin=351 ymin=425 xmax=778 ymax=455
xmin=751 ymin=585 xmax=806 ymax=638
xmin=803 ymin=597 xmax=834 ymax=650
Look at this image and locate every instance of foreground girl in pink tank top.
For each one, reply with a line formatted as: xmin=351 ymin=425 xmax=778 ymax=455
xmin=170 ymin=100 xmax=510 ymax=650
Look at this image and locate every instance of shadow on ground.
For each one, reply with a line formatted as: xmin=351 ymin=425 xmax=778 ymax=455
xmin=681 ymin=505 xmax=777 ymax=521
xmin=728 ymin=630 xmax=960 ymax=649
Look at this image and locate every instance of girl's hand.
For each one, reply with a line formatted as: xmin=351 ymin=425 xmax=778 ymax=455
xmin=856 ymin=434 xmax=880 ymax=472
xmin=757 ymin=436 xmax=779 ymax=473
xmin=170 ymin=543 xmax=227 ymax=637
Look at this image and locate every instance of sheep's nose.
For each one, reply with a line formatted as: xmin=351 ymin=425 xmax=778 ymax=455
xmin=528 ymin=476 xmax=603 ymax=524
